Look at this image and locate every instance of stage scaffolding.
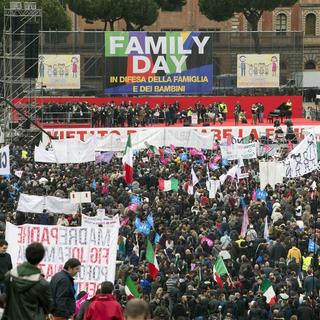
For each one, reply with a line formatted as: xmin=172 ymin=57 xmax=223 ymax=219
xmin=1 ymin=1 xmax=42 ymax=144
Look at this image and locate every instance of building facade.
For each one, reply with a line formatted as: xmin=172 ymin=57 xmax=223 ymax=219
xmin=70 ymin=0 xmax=320 ymax=71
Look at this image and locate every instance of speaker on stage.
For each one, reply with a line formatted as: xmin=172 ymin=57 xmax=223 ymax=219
xmin=24 ymin=23 xmax=39 ymax=79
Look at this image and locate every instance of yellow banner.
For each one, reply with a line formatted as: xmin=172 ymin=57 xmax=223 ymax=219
xmin=237 ymin=54 xmax=279 ymax=88
xmin=36 ymin=54 xmax=80 ymax=89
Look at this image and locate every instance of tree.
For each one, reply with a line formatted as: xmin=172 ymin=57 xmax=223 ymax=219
xmin=156 ymin=0 xmax=186 ymax=11
xmin=198 ymin=0 xmax=298 ymax=52
xmin=67 ymin=0 xmax=123 ymax=30
xmin=122 ymin=0 xmax=159 ymax=31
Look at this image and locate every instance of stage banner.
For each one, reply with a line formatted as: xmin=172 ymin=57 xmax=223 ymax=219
xmin=6 ymin=219 xmax=120 ymax=296
xmin=104 ymin=31 xmax=213 ymax=95
xmin=237 ymin=54 xmax=279 ymax=88
xmin=36 ymin=54 xmax=80 ymax=89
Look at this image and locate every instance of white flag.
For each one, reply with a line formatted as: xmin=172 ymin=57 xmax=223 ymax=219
xmin=191 ymin=168 xmax=199 ymax=187
xmin=264 ymin=216 xmax=269 ymax=240
xmin=14 ymin=170 xmax=23 ymax=178
xmin=283 ymin=131 xmax=318 ymax=178
xmin=311 ymin=181 xmax=317 ymax=191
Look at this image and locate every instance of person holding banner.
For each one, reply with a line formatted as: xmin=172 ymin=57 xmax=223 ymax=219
xmin=50 ymin=258 xmax=81 ymax=320
xmin=2 ymin=242 xmax=52 ymax=320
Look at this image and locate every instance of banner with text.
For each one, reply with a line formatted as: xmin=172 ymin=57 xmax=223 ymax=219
xmin=220 ymin=143 xmax=257 ymax=160
xmin=6 ymin=219 xmax=120 ymax=296
xmin=36 ymin=54 xmax=80 ymax=89
xmin=237 ymin=54 xmax=280 ymax=88
xmin=0 ymin=145 xmax=10 ymax=176
xmin=104 ymin=31 xmax=213 ymax=95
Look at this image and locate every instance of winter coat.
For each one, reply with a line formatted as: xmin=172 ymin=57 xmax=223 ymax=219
xmin=2 ymin=262 xmax=52 ymax=320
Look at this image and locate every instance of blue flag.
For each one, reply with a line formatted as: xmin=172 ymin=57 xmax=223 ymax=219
xmin=146 ymin=214 xmax=154 ymax=228
xmin=130 ymin=195 xmax=141 ymax=205
xmin=256 ymin=189 xmax=267 ymax=201
xmin=154 ymin=233 xmax=161 ymax=244
xmin=91 ymin=179 xmax=97 ymax=191
xmin=308 ymin=238 xmax=318 ymax=255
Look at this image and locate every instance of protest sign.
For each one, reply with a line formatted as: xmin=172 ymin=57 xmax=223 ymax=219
xmin=70 ymin=191 xmax=92 ymax=204
xmin=6 ymin=219 xmax=120 ymax=296
xmin=220 ymin=143 xmax=257 ymax=160
xmin=81 ymin=214 xmax=115 ymax=227
xmin=0 ymin=145 xmax=10 ymax=176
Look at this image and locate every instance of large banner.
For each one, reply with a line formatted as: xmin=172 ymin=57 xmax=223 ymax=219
xmin=237 ymin=54 xmax=280 ymax=88
xmin=104 ymin=32 xmax=213 ymax=95
xmin=284 ymin=132 xmax=318 ymax=178
xmin=17 ymin=194 xmax=78 ymax=214
xmin=220 ymin=143 xmax=257 ymax=160
xmin=6 ymin=219 xmax=120 ymax=296
xmin=36 ymin=54 xmax=80 ymax=89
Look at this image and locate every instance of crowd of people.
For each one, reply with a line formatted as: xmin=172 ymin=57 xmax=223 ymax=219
xmin=0 ymin=131 xmax=319 ymax=319
xmin=17 ymin=100 xmax=271 ymax=128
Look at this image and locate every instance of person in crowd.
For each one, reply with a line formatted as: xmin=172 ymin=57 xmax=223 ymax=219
xmin=233 ymin=101 xmax=241 ymax=125
xmin=83 ymin=281 xmax=123 ymax=320
xmin=50 ymin=258 xmax=81 ymax=320
xmin=124 ymin=299 xmax=149 ymax=320
xmin=2 ymin=242 xmax=52 ymax=320
xmin=0 ymin=240 xmax=12 ymax=294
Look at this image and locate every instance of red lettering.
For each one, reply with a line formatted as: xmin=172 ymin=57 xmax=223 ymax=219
xmin=97 ymin=130 xmax=108 ymax=137
xmin=41 ymin=228 xmax=50 ymax=245
xmin=110 ymin=130 xmax=120 ymax=135
xmin=50 ymin=227 xmax=58 ymax=245
xmin=127 ymin=130 xmax=137 ymax=135
xmin=90 ymin=248 xmax=98 ymax=264
xmin=201 ymin=129 xmax=208 ymax=134
xmin=249 ymin=129 xmax=259 ymax=140
xmin=222 ymin=129 xmax=232 ymax=139
xmin=77 ymin=131 xmax=86 ymax=141
xmin=30 ymin=227 xmax=40 ymax=243
xmin=211 ymin=129 xmax=221 ymax=141
xmin=59 ymin=131 xmax=64 ymax=139
xmin=266 ymin=128 xmax=274 ymax=138
xmin=17 ymin=227 xmax=24 ymax=244
xmin=66 ymin=131 xmax=75 ymax=139
xmin=238 ymin=128 xmax=243 ymax=138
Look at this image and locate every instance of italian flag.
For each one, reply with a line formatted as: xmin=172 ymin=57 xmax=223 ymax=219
xmin=261 ymin=279 xmax=276 ymax=305
xmin=158 ymin=178 xmax=179 ymax=192
xmin=213 ymin=256 xmax=228 ymax=288
xmin=125 ymin=276 xmax=141 ymax=299
xmin=122 ymin=135 xmax=133 ymax=184
xmin=146 ymin=240 xmax=159 ymax=280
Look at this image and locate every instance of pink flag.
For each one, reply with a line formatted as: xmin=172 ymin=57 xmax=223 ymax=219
xmin=240 ymin=207 xmax=249 ymax=237
xmin=127 ymin=203 xmax=139 ymax=212
xmin=252 ymin=189 xmax=257 ymax=201
xmin=169 ymin=144 xmax=176 ymax=152
xmin=121 ymin=217 xmax=130 ymax=226
xmin=201 ymin=236 xmax=214 ymax=247
xmin=213 ymin=154 xmax=221 ymax=164
xmin=212 ymin=144 xmax=219 ymax=151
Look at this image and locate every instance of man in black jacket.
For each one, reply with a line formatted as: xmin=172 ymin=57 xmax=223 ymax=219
xmin=2 ymin=242 xmax=52 ymax=320
xmin=0 ymin=239 xmax=12 ymax=293
xmin=50 ymin=258 xmax=81 ymax=320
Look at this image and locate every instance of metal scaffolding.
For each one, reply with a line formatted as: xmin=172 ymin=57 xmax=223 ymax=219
xmin=1 ymin=1 xmax=42 ymax=144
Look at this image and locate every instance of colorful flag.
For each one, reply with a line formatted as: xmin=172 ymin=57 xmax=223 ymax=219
xmin=122 ymin=135 xmax=133 ymax=184
xmin=213 ymin=256 xmax=228 ymax=288
xmin=125 ymin=276 xmax=141 ymax=299
xmin=158 ymin=178 xmax=179 ymax=192
xmin=146 ymin=240 xmax=159 ymax=280
xmin=261 ymin=279 xmax=276 ymax=305
xmin=240 ymin=207 xmax=249 ymax=237
xmin=154 ymin=233 xmax=161 ymax=244
xmin=308 ymin=238 xmax=319 ymax=255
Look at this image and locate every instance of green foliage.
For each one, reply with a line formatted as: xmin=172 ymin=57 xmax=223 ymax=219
xmin=156 ymin=0 xmax=186 ymax=11
xmin=199 ymin=0 xmax=298 ymax=28
xmin=122 ymin=0 xmax=159 ymax=30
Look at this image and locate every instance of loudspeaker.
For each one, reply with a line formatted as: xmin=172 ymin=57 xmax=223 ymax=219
xmin=24 ymin=23 xmax=39 ymax=78
xmin=183 ymin=123 xmax=190 ymax=127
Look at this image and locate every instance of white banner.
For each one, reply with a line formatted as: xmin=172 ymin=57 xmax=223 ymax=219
xmin=220 ymin=143 xmax=257 ymax=160
xmin=284 ymin=132 xmax=318 ymax=178
xmin=17 ymin=194 xmax=78 ymax=214
xmin=70 ymin=192 xmax=91 ymax=204
xmin=259 ymin=161 xmax=284 ymax=189
xmin=81 ymin=214 xmax=115 ymax=227
xmin=6 ymin=219 xmax=120 ymax=296
xmin=35 ymin=138 xmax=95 ymax=164
xmin=43 ymin=125 xmax=310 ymax=145
xmin=0 ymin=145 xmax=10 ymax=176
